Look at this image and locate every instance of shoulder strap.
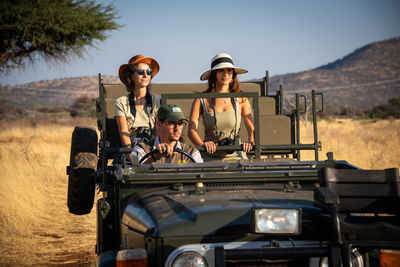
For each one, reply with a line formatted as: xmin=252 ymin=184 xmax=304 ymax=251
xmin=230 ymin=97 xmax=240 ymax=137
xmin=145 ymin=92 xmax=153 ymax=115
xmin=229 ymin=97 xmax=240 ymax=111
xmin=200 ymin=98 xmax=207 ymax=114
xmin=128 ymin=92 xmax=136 ymax=117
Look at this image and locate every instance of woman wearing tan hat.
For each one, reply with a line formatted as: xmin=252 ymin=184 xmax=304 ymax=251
xmin=114 ymin=55 xmax=161 ymax=155
xmin=188 ymin=53 xmax=255 ymax=160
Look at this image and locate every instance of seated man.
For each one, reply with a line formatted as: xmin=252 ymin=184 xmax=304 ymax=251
xmin=132 ymin=104 xmax=203 ymax=164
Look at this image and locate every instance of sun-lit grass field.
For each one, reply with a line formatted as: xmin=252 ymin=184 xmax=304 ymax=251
xmin=301 ymin=118 xmax=400 ymax=169
xmin=0 ymin=119 xmax=97 ymax=266
xmin=0 ymin=118 xmax=399 ymax=265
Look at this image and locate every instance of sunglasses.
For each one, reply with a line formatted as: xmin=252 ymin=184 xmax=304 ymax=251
xmin=164 ymin=120 xmax=185 ymax=127
xmin=136 ymin=69 xmax=153 ymax=76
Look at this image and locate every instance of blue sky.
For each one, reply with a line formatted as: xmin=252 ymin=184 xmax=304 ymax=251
xmin=1 ymin=0 xmax=399 ymax=86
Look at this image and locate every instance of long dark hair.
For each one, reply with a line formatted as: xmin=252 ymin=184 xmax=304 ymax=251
xmin=204 ymin=69 xmax=242 ymax=93
xmin=120 ymin=65 xmax=152 ymax=93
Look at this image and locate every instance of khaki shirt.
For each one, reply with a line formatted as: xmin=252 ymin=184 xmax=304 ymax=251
xmin=114 ymin=93 xmax=161 ymax=137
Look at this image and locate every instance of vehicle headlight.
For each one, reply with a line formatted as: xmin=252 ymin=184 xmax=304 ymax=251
xmin=253 ymin=208 xmax=301 ymax=234
xmin=172 ymin=252 xmax=207 ymax=267
xmin=319 ymin=256 xmax=329 ymax=267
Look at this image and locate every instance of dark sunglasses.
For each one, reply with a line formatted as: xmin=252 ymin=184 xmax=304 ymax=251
xmin=164 ymin=120 xmax=185 ymax=127
xmin=136 ymin=69 xmax=153 ymax=76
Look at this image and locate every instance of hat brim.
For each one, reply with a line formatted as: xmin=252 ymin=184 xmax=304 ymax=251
xmin=170 ymin=117 xmax=189 ymax=123
xmin=158 ymin=113 xmax=188 ymax=122
xmin=200 ymin=63 xmax=248 ymax=81
xmin=119 ymin=57 xmax=160 ymax=81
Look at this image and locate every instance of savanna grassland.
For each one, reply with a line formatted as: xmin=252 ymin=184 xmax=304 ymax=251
xmin=301 ymin=118 xmax=400 ymax=169
xmin=0 ymin=118 xmax=97 ymax=266
xmin=0 ymin=118 xmax=399 ymax=266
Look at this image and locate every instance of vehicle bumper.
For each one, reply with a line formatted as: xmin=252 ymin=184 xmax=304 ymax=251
xmin=164 ymin=241 xmax=331 ymax=267
xmin=97 ymin=250 xmax=117 ymax=267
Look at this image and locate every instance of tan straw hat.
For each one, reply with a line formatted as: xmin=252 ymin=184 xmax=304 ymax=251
xmin=118 ymin=55 xmax=160 ymax=80
xmin=200 ymin=53 xmax=247 ymax=81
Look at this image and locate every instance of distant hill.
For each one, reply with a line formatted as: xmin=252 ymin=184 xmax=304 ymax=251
xmin=0 ymin=75 xmax=119 ymax=108
xmin=267 ymin=37 xmax=400 ymax=109
xmin=0 ymin=37 xmax=399 ymax=109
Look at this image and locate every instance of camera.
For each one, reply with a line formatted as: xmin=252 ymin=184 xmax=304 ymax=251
xmin=218 ymin=138 xmax=235 ymax=146
xmin=136 ymin=127 xmax=152 ymax=141
xmin=217 ymin=138 xmax=237 ymax=154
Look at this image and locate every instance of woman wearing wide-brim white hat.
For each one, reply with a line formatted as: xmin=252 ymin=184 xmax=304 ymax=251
xmin=200 ymin=53 xmax=248 ymax=81
xmin=189 ymin=53 xmax=255 ymax=160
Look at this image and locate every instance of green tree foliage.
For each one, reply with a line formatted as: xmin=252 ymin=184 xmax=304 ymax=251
xmin=0 ymin=0 xmax=120 ymax=73
xmin=370 ymin=97 xmax=400 ymax=119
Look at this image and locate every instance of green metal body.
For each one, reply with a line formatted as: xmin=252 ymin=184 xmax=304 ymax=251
xmin=92 ymin=73 xmax=397 ymax=267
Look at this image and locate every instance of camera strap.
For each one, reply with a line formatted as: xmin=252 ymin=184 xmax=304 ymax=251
xmin=129 ymin=92 xmax=154 ymax=134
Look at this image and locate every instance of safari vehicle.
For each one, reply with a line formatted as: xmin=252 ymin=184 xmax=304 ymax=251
xmin=67 ymin=73 xmax=400 ymax=267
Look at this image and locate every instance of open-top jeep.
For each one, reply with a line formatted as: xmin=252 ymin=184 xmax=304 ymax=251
xmin=67 ymin=73 xmax=400 ymax=267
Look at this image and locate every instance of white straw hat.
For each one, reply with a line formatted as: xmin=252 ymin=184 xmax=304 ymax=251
xmin=200 ymin=53 xmax=248 ymax=81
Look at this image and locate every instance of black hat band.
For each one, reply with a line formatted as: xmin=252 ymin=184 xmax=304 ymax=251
xmin=211 ymin=57 xmax=234 ymax=69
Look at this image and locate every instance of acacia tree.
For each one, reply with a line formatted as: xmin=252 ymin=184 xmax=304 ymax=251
xmin=0 ymin=0 xmax=120 ymax=73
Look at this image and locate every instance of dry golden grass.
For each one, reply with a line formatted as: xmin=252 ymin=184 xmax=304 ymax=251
xmin=300 ymin=118 xmax=400 ymax=170
xmin=0 ymin=118 xmax=398 ymax=266
xmin=0 ymin=122 xmax=96 ymax=266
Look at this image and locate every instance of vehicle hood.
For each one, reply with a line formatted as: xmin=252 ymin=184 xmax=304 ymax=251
xmin=121 ymin=187 xmax=318 ymax=237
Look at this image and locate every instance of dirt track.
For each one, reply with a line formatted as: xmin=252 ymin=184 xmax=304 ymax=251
xmin=31 ymin=188 xmax=97 ymax=266
xmin=0 ymin=123 xmax=97 ymax=266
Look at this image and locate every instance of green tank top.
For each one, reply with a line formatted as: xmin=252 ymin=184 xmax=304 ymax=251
xmin=200 ymin=98 xmax=246 ymax=160
xmin=200 ymin=98 xmax=241 ymax=142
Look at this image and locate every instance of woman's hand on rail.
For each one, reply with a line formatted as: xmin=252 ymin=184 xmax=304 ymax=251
xmin=203 ymin=141 xmax=217 ymax=154
xmin=242 ymin=142 xmax=254 ymax=153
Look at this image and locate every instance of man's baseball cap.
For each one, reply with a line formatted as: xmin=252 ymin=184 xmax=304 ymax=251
xmin=157 ymin=104 xmax=188 ymax=122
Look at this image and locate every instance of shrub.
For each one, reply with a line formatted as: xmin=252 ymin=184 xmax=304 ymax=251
xmin=369 ymin=97 xmax=400 ymax=119
xmin=0 ymin=100 xmax=27 ymax=120
xmin=68 ymin=96 xmax=97 ymax=118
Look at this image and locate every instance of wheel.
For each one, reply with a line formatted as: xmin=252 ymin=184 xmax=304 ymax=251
xmin=67 ymin=126 xmax=98 ymax=215
xmin=138 ymin=148 xmax=196 ymax=164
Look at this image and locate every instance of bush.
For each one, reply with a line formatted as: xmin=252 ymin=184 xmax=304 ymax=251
xmin=68 ymin=96 xmax=97 ymax=118
xmin=0 ymin=100 xmax=27 ymax=120
xmin=369 ymin=97 xmax=400 ymax=119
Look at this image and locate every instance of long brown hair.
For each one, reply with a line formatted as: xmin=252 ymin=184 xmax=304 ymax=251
xmin=120 ymin=65 xmax=152 ymax=93
xmin=204 ymin=69 xmax=242 ymax=93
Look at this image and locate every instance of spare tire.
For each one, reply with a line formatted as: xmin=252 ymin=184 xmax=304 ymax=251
xmin=67 ymin=126 xmax=98 ymax=215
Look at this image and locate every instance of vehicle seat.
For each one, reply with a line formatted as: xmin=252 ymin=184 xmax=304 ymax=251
xmin=315 ymin=167 xmax=400 ymax=245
